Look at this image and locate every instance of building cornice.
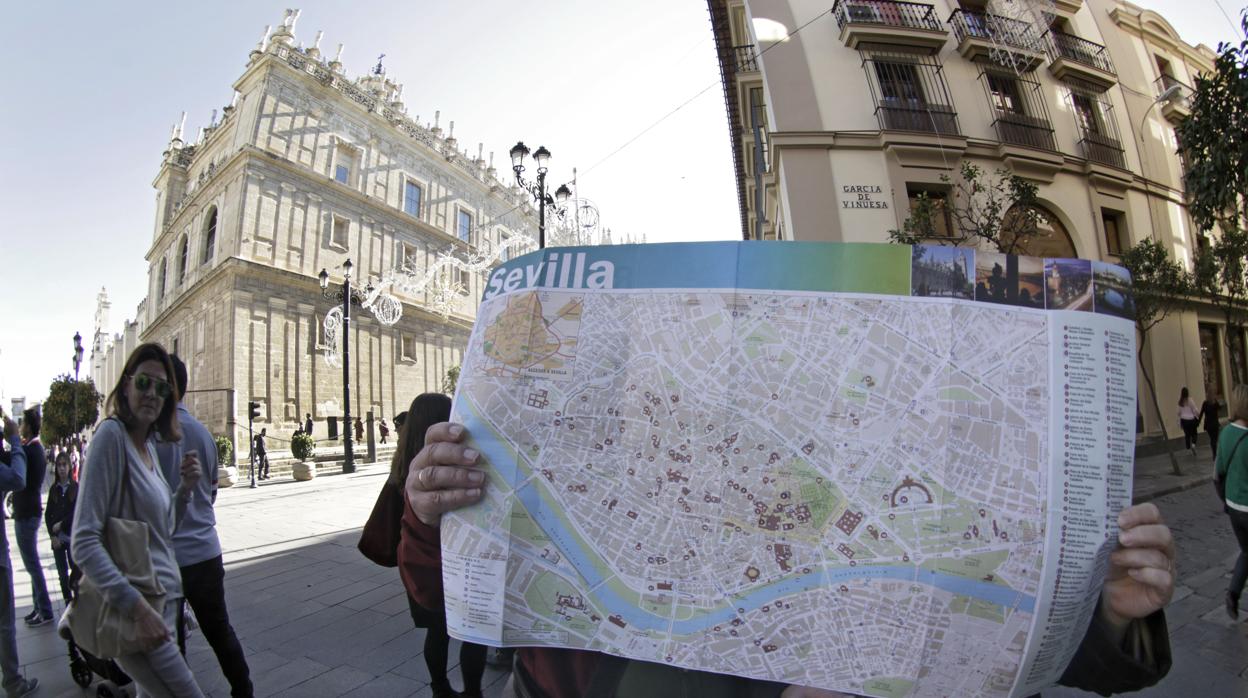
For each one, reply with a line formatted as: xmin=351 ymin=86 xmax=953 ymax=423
xmin=1109 ymin=5 xmax=1217 ymax=71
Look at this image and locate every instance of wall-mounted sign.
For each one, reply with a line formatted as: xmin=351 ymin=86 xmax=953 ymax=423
xmin=841 ymin=184 xmax=889 ymax=210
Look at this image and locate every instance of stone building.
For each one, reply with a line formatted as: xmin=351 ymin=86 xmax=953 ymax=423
xmin=709 ymin=0 xmax=1243 ymax=441
xmin=112 ymin=12 xmax=541 ymax=459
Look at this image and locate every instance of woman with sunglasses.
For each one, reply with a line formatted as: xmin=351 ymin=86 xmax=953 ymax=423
xmin=73 ymin=343 xmax=205 ymax=696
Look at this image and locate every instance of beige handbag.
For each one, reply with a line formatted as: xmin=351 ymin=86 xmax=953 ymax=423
xmin=62 ymin=421 xmax=167 ymax=658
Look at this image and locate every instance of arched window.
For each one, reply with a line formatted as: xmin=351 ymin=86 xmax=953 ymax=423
xmin=177 ymin=236 xmax=189 ymax=285
xmin=1003 ymin=203 xmax=1077 ymax=258
xmin=157 ymin=258 xmax=167 ymax=300
xmin=202 ymin=207 xmax=217 ymax=265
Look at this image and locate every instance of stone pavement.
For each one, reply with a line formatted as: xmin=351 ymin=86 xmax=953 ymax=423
xmin=4 ymin=445 xmax=1244 ymax=697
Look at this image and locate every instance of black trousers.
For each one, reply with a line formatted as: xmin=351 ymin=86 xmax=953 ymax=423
xmin=179 ymin=555 xmax=253 ymax=697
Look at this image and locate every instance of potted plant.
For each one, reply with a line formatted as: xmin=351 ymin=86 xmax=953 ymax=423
xmin=215 ymin=435 xmax=238 ymax=487
xmin=290 ymin=432 xmax=317 ymax=481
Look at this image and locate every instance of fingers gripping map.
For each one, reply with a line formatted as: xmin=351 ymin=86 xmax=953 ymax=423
xmin=441 ymin=242 xmax=1136 ymax=698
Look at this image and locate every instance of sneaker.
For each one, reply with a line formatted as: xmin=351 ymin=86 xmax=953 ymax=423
xmin=1229 ymin=591 xmax=1240 ymax=621
xmin=6 ymin=677 xmax=38 ymax=698
xmin=23 ymin=614 xmax=50 ymax=628
xmin=20 ymin=611 xmax=37 ymax=624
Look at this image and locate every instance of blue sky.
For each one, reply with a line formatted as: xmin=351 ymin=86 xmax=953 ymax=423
xmin=0 ymin=0 xmax=1241 ymax=406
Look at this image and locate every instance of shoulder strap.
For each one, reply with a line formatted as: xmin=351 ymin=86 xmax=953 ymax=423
xmin=106 ymin=417 xmax=136 ymax=520
xmin=1227 ymin=430 xmax=1248 ymax=466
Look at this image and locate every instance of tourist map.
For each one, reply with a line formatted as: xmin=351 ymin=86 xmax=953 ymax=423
xmin=441 ymin=242 xmax=1137 ymax=698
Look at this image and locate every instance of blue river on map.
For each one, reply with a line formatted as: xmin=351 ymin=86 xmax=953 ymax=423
xmin=458 ymin=405 xmax=1037 ymax=636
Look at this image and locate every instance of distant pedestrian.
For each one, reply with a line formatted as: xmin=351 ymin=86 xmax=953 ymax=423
xmin=304 ymin=413 xmax=313 ymax=437
xmin=156 ymin=355 xmax=254 ymax=697
xmin=1202 ymin=385 xmax=1223 ymax=460
xmin=355 ymin=417 xmax=364 ymax=444
xmin=1179 ymin=387 xmax=1200 ymax=456
xmin=1218 ymin=384 xmax=1248 ymax=621
xmin=254 ymin=429 xmax=269 ymax=480
xmin=393 ymin=394 xmax=486 ymax=698
xmin=15 ymin=408 xmax=53 ymax=627
xmin=378 ymin=418 xmax=389 ymax=445
xmin=0 ymin=409 xmax=39 ymax=697
xmin=45 ymin=451 xmax=78 ymax=605
xmin=74 ymin=342 xmax=204 ymax=696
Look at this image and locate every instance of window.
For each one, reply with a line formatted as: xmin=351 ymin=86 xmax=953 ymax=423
xmin=987 ymin=74 xmax=1023 ymax=115
xmin=457 ymin=210 xmax=472 ymax=243
xmin=157 ymin=259 xmax=167 ymax=300
xmin=400 ymin=334 xmax=417 ymax=362
xmin=863 ymin=50 xmax=959 ymax=134
xmin=906 ymin=187 xmax=954 ymax=238
xmin=1101 ymin=209 xmax=1126 ymax=256
xmin=331 ymin=215 xmax=350 ymax=249
xmin=400 ymin=242 xmax=418 ymax=268
xmin=172 ymin=336 xmax=180 ymax=356
xmin=202 ymin=207 xmax=217 ymax=265
xmin=177 ymin=236 xmax=189 ymax=285
xmin=333 ymin=144 xmax=358 ymax=186
xmin=334 ymin=165 xmax=349 ymax=184
xmin=500 ymin=234 xmax=512 ymax=262
xmin=1066 ymin=81 xmax=1124 ymax=168
xmin=1071 ymin=93 xmax=1102 ymax=135
xmin=404 ymin=180 xmax=422 ymax=218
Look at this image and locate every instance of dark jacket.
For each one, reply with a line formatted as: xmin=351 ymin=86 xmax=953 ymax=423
xmin=44 ymin=480 xmax=77 ymax=541
xmin=13 ymin=440 xmax=46 ymax=519
xmin=1200 ymin=399 xmax=1221 ymax=433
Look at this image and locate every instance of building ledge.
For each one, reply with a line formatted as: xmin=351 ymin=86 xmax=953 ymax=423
xmin=1049 ymin=57 xmax=1117 ymax=91
xmin=1052 ymin=0 xmax=1083 ymax=16
xmin=1084 ymin=160 xmax=1132 ymax=196
xmin=833 ymin=0 xmax=949 ymax=54
xmin=881 ymin=131 xmax=968 ymax=169
xmin=956 ymin=36 xmax=1046 ymax=72
xmin=997 ymin=143 xmax=1064 ymax=183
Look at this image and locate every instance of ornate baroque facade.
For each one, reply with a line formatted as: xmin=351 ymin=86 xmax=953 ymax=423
xmin=114 ymin=12 xmax=541 ymax=458
xmin=710 ymin=0 xmax=1245 ymax=440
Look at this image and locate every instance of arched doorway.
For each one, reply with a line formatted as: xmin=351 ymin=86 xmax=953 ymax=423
xmin=1003 ymin=203 xmax=1077 ymax=258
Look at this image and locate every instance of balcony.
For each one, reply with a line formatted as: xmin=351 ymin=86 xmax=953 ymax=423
xmin=949 ymin=10 xmax=1046 ymax=72
xmin=1081 ymin=131 xmax=1125 ymax=169
xmin=1046 ymin=30 xmax=1116 ymax=90
xmin=877 ymin=99 xmax=959 ymax=134
xmin=1155 ymin=74 xmax=1193 ymax=122
xmin=832 ymin=0 xmax=948 ymax=53
xmin=734 ymin=44 xmax=759 ymax=73
xmin=995 ymin=112 xmax=1057 ymax=151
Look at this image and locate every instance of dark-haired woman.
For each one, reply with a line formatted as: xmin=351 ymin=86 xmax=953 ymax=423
xmin=45 ymin=451 xmax=78 ymax=605
xmin=1178 ymin=387 xmax=1200 ymax=456
xmin=395 ymin=393 xmax=487 ymax=698
xmin=73 ymin=343 xmax=205 ymax=697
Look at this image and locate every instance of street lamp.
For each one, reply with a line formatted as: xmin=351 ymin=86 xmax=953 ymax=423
xmin=72 ymin=332 xmax=83 ymax=448
xmin=510 ymin=141 xmax=572 ymax=249
xmin=318 ymin=260 xmax=374 ymax=474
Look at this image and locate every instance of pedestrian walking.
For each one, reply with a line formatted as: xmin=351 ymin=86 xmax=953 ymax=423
xmin=354 ymin=417 xmax=364 ymax=444
xmin=304 ymin=413 xmax=313 ymax=437
xmin=15 ymin=408 xmax=53 ymax=627
xmin=254 ymin=429 xmax=269 ymax=480
xmin=1178 ymin=386 xmax=1200 ymax=456
xmin=156 ymin=355 xmax=253 ymax=696
xmin=73 ymin=342 xmax=205 ymax=696
xmin=378 ymin=418 xmax=389 ymax=445
xmin=1218 ymin=384 xmax=1248 ymax=621
xmin=393 ymin=394 xmax=487 ymax=698
xmin=1202 ymin=385 xmax=1223 ymax=460
xmin=0 ymin=409 xmax=39 ymax=697
xmin=45 ymin=451 xmax=78 ymax=605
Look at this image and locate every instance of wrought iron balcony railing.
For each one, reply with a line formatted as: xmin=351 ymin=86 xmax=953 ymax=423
xmin=1046 ymin=29 xmax=1115 ymax=75
xmin=877 ymin=100 xmax=960 ymax=134
xmin=833 ymin=0 xmax=944 ymax=32
xmin=994 ymin=112 xmax=1056 ymax=151
xmin=1081 ymin=131 xmax=1125 ymax=168
xmin=948 ymin=10 xmax=1044 ymax=54
xmin=734 ymin=44 xmax=758 ymax=72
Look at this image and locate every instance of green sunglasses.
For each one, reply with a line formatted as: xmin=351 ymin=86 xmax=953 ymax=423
xmin=129 ymin=373 xmax=173 ymax=400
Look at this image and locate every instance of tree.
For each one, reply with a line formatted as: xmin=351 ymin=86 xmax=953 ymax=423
xmin=1120 ymin=240 xmax=1192 ymax=475
xmin=41 ymin=374 xmax=103 ymax=444
xmin=443 ymin=365 xmax=461 ymax=395
xmin=889 ymin=162 xmax=1045 ymax=254
xmin=1179 ymin=13 xmax=1248 ymax=385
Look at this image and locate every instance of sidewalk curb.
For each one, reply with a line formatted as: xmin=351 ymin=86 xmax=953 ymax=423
xmin=1135 ymin=475 xmax=1214 ymax=503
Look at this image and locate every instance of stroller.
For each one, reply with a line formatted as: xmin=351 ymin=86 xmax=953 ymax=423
xmin=59 ymin=609 xmax=134 ymax=698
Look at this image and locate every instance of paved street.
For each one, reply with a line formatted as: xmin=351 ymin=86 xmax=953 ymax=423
xmin=3 ymin=448 xmax=1244 ymax=697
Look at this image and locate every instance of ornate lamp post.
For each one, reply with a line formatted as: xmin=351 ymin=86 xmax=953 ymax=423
xmin=72 ymin=332 xmax=83 ymax=448
xmin=509 ymin=141 xmax=572 ymax=250
xmin=319 ymin=260 xmax=373 ymax=474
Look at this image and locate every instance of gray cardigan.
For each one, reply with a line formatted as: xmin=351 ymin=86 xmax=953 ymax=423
xmin=72 ymin=418 xmax=185 ymax=611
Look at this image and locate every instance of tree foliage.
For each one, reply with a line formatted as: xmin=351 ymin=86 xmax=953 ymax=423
xmin=1177 ymin=14 xmax=1248 ymax=233
xmin=888 ymin=163 xmax=1044 ymax=254
xmin=41 ymin=374 xmax=103 ymax=444
xmin=1120 ymin=239 xmax=1192 ymax=475
xmin=215 ymin=435 xmax=233 ymax=467
xmin=443 ymin=365 xmax=461 ymax=395
xmin=291 ymin=432 xmax=316 ymax=461
xmin=1192 ymin=226 xmax=1248 ymax=384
